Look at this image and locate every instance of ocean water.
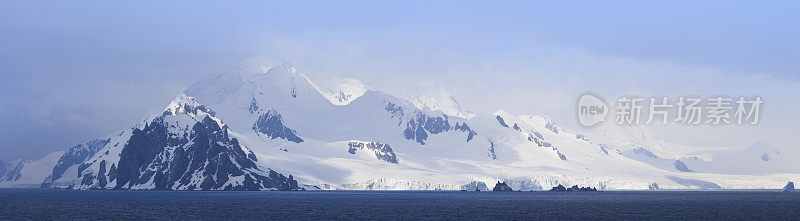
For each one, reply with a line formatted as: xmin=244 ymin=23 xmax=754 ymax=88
xmin=1 ymin=189 xmax=799 ymax=220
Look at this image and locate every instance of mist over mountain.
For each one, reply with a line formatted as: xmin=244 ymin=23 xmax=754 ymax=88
xmin=2 ymin=63 xmax=797 ymax=190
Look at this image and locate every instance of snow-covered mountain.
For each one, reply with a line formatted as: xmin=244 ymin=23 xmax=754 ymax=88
xmin=41 ymin=138 xmax=109 ymax=188
xmin=4 ymin=63 xmax=798 ymax=190
xmin=405 ymin=85 xmax=474 ymax=119
xmin=679 ymin=141 xmax=800 ymax=175
xmin=0 ymin=151 xmax=63 ymax=188
xmin=50 ymin=95 xmax=300 ymax=190
xmin=312 ymin=76 xmax=367 ymax=106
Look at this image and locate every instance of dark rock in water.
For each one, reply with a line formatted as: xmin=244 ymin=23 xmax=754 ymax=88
xmin=493 ymin=181 xmax=513 ymax=191
xmin=550 ymin=184 xmax=597 ymax=192
xmin=578 ymin=186 xmax=598 ymax=191
xmin=783 ymin=181 xmax=795 ymax=192
xmin=550 ymin=184 xmax=567 ymax=191
xmin=649 ymin=182 xmax=659 ymax=190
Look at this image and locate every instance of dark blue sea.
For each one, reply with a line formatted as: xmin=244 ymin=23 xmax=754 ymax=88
xmin=1 ymin=189 xmax=799 ymax=220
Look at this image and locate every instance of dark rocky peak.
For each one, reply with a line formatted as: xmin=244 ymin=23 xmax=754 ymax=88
xmin=78 ymin=113 xmax=302 ymax=191
xmin=492 ymin=181 xmax=513 ymax=191
xmin=163 ymin=94 xmax=216 ymax=117
xmin=673 ymin=160 xmax=692 ymax=172
xmin=347 ymin=141 xmax=398 ymax=164
xmin=783 ymin=181 xmax=795 ymax=192
xmin=550 ymin=184 xmax=597 ymax=191
xmin=453 ymin=122 xmax=477 ymax=142
xmin=252 ymin=110 xmax=304 ymax=143
xmin=496 ymin=115 xmax=509 ymax=127
xmin=402 ymin=112 xmax=452 ymax=145
xmin=43 ymin=138 xmax=111 ymax=187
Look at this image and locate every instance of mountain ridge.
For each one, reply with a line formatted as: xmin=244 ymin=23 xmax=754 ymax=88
xmin=3 ymin=63 xmax=798 ymax=191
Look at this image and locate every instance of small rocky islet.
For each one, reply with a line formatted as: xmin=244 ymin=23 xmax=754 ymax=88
xmin=549 ymin=184 xmax=598 ymax=192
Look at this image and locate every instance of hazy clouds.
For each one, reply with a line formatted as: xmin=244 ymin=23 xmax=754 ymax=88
xmin=1 ymin=1 xmax=799 ymax=160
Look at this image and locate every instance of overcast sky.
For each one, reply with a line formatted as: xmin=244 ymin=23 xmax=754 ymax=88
xmin=2 ymin=1 xmax=799 ymax=161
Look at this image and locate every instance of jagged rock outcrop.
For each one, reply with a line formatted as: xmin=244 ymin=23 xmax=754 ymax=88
xmin=386 ymin=102 xmax=475 ymax=145
xmin=488 ymin=140 xmax=497 ymax=160
xmin=527 ymin=133 xmax=551 ymax=148
xmin=550 ymin=184 xmax=567 ymax=191
xmin=783 ymin=181 xmax=795 ymax=192
xmin=41 ymin=138 xmax=110 ymax=188
xmin=556 ymin=150 xmax=568 ymax=161
xmin=402 ymin=113 xmax=449 ymax=145
xmin=347 ymin=141 xmax=398 ymax=164
xmin=492 ymin=181 xmax=513 ymax=191
xmin=550 ymin=184 xmax=597 ymax=191
xmin=77 ymin=114 xmax=302 ymax=191
xmin=649 ymin=182 xmax=659 ymax=190
xmin=453 ymin=122 xmax=477 ymax=142
xmin=496 ymin=115 xmax=509 ymax=127
xmin=252 ymin=110 xmax=304 ymax=143
xmin=0 ymin=160 xmax=25 ymax=182
xmin=673 ymin=160 xmax=692 ymax=172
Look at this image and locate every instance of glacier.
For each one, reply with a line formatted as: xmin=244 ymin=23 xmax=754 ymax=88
xmin=3 ymin=63 xmax=799 ymax=191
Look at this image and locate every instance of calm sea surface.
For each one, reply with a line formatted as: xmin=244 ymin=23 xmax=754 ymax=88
xmin=1 ymin=189 xmax=799 ymax=220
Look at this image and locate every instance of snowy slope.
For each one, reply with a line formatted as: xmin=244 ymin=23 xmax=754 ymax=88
xmin=54 ymin=95 xmax=302 ymax=190
xmin=311 ymin=76 xmax=367 ymax=105
xmin=175 ymin=63 xmax=799 ymax=190
xmin=406 ymin=85 xmax=474 ymax=119
xmin=14 ymin=62 xmax=798 ymax=191
xmin=679 ymin=141 xmax=800 ymax=175
xmin=0 ymin=151 xmax=63 ymax=188
xmin=42 ymin=138 xmax=110 ymax=188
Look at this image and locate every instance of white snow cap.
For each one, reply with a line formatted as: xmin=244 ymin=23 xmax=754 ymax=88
xmin=408 ymin=85 xmax=474 ymax=119
xmin=311 ymin=76 xmax=368 ymax=105
xmin=164 ymin=94 xmax=212 ymax=116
